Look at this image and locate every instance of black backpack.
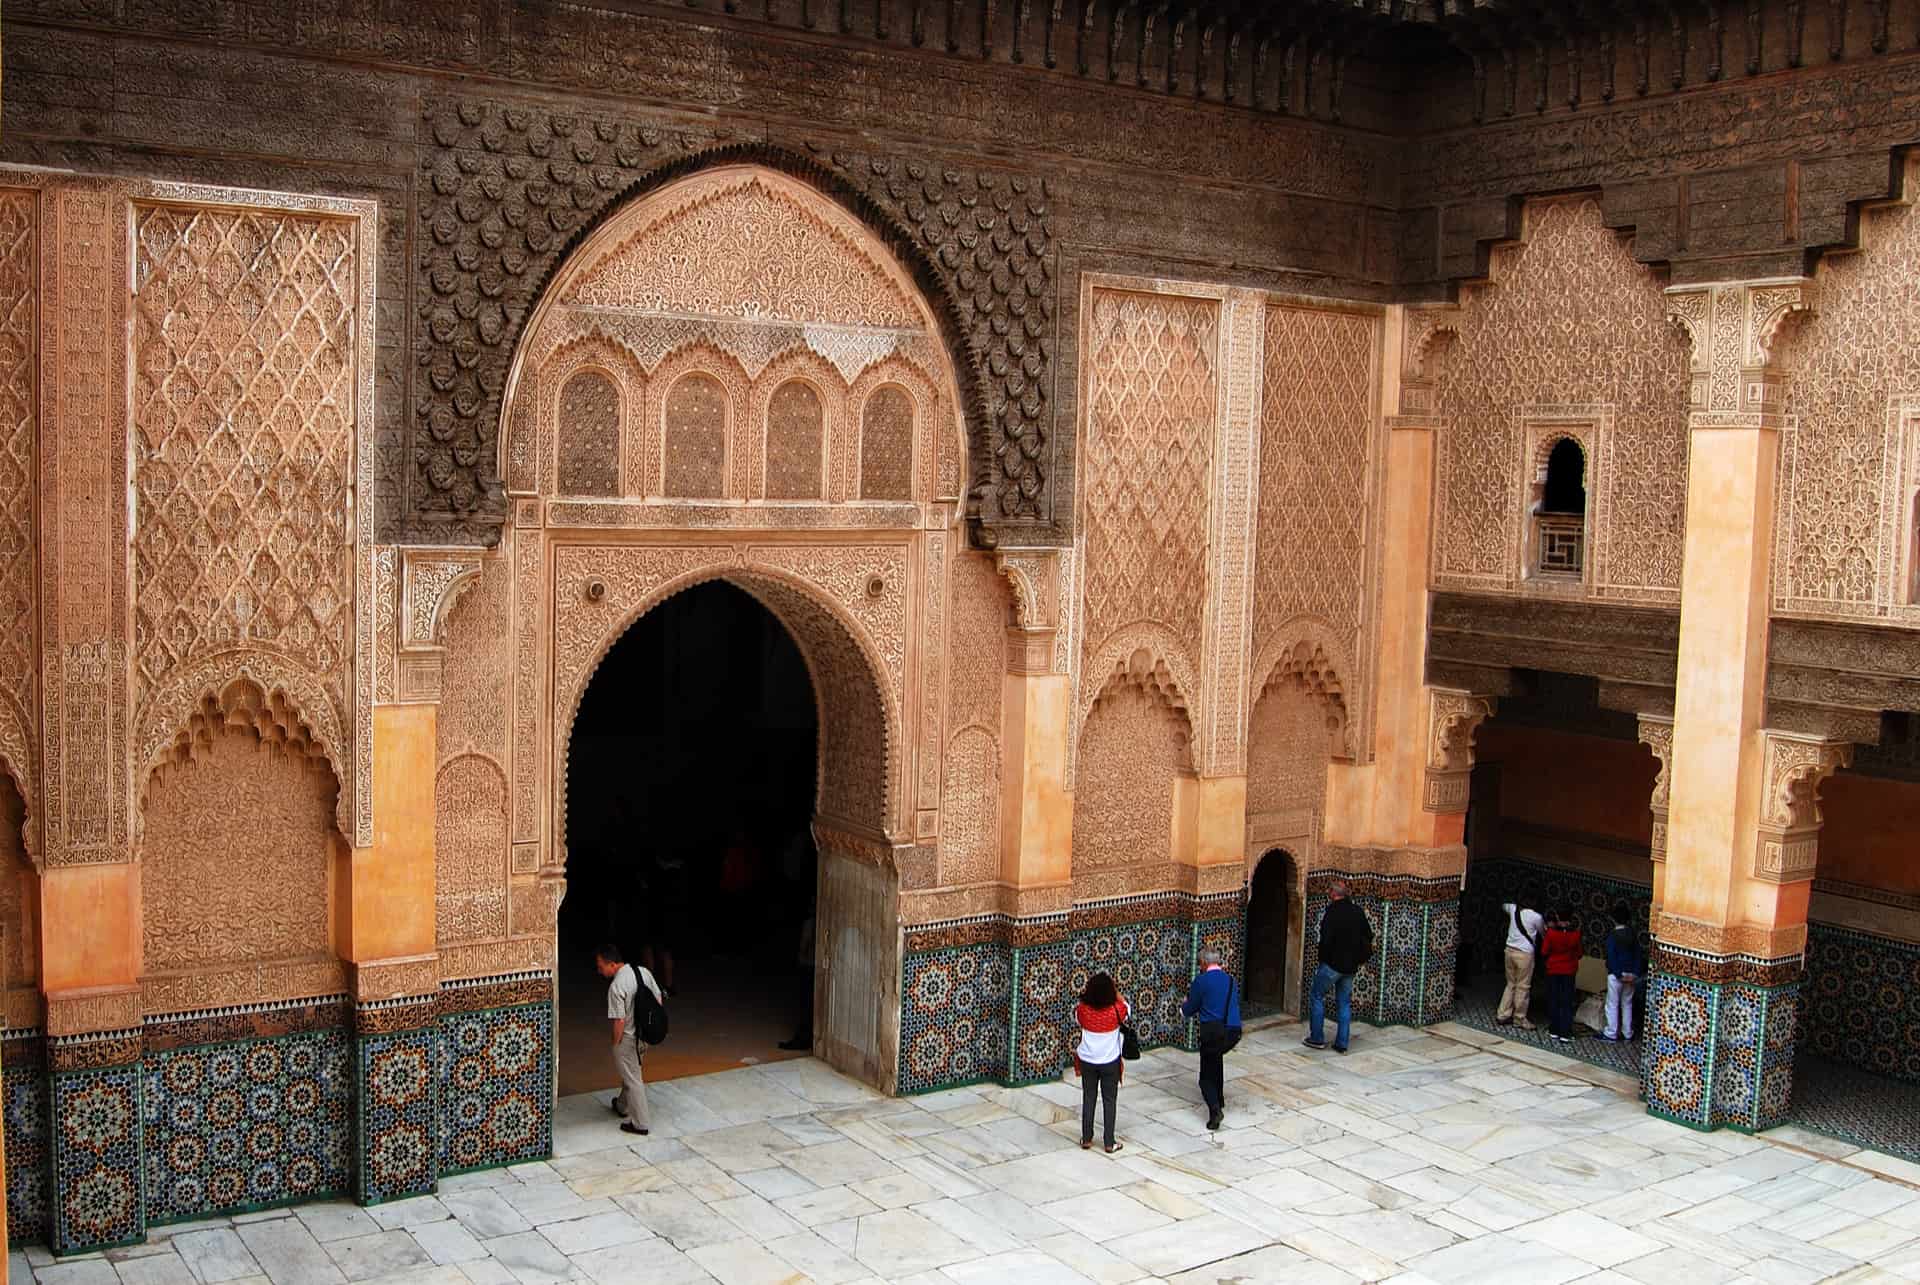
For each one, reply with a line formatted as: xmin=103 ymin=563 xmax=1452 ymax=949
xmin=633 ymin=976 xmax=669 ymax=1046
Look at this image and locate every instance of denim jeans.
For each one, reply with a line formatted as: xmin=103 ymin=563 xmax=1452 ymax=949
xmin=1308 ymin=963 xmax=1355 ymax=1050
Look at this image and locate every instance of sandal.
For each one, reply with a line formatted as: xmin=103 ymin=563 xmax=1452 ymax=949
xmin=1104 ymin=1141 xmax=1124 ymax=1154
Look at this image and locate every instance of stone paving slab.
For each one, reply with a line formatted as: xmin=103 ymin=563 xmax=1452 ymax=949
xmin=8 ymin=1019 xmax=1918 ymax=1284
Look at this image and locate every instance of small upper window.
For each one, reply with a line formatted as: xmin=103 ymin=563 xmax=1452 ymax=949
xmin=1533 ymin=437 xmax=1586 ymax=580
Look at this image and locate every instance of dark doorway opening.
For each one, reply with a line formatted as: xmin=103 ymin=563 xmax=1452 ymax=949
xmin=559 ymin=580 xmax=820 ymax=1095
xmin=1245 ymin=849 xmax=1299 ymax=1016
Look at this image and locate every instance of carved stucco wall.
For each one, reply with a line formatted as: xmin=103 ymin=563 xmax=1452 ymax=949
xmin=1777 ymin=193 xmax=1920 ymax=620
xmin=128 ymin=190 xmax=377 ymax=853
xmin=140 ymin=704 xmax=342 ymax=1015
xmin=938 ymin=549 xmax=1009 ymax=889
xmin=1252 ymin=303 xmax=1380 ymax=762
xmin=436 ymin=557 xmax=514 ymax=948
xmin=1431 ymin=197 xmax=1692 ymax=604
xmin=1246 ymin=678 xmax=1334 ymax=867
xmin=1072 ymin=674 xmax=1190 ymax=901
xmin=0 ymin=189 xmax=35 ymax=840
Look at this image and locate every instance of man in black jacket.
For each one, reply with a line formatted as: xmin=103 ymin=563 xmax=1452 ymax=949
xmin=1303 ymin=880 xmax=1374 ymax=1054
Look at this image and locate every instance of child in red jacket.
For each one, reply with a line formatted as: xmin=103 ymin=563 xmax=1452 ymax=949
xmin=1541 ymin=908 xmax=1584 ymax=1043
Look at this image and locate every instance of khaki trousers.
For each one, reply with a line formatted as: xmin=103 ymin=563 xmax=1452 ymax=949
xmin=1497 ymin=946 xmax=1536 ymax=1027
xmin=612 ymin=1037 xmax=649 ymax=1128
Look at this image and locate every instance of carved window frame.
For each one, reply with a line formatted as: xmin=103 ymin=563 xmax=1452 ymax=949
xmin=856 ymin=381 xmax=922 ymax=504
xmin=754 ymin=365 xmax=839 ymax=504
xmin=657 ymin=366 xmax=737 ymax=501
xmin=1512 ymin=407 xmax=1605 ymax=596
xmin=552 ymin=364 xmax=628 ymax=499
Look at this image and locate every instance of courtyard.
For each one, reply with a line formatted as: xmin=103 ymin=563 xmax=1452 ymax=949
xmin=14 ymin=1018 xmax=1919 ymax=1285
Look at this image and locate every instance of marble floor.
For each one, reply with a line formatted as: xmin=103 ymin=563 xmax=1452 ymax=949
xmin=13 ymin=1018 xmax=1920 ymax=1284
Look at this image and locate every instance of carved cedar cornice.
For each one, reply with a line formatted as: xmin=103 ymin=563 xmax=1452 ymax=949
xmin=1427 ymin=591 xmax=1679 ymax=692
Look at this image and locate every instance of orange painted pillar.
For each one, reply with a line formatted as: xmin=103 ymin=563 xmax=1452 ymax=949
xmin=1649 ymin=280 xmax=1829 ymax=1132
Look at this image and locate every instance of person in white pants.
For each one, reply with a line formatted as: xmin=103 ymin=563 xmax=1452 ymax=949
xmin=1601 ymin=903 xmax=1643 ymax=1041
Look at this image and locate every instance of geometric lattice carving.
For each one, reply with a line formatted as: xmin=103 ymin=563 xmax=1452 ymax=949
xmin=1253 ymin=305 xmax=1377 ymax=675
xmin=663 ymin=372 xmax=727 ymax=498
xmin=556 ymin=371 xmax=620 ymax=497
xmin=860 ymin=386 xmax=915 ymax=501
xmin=139 ymin=693 xmax=338 ymax=990
xmin=1082 ymin=291 xmax=1216 ymax=676
xmin=1434 ymin=198 xmax=1689 ymax=603
xmin=1072 ymin=669 xmax=1191 ymax=901
xmin=766 ymin=379 xmax=826 ymax=500
xmin=131 ymin=204 xmax=357 ymax=740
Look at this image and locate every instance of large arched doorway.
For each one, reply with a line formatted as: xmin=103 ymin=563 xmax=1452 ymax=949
xmin=1245 ymin=848 xmax=1301 ymax=1016
xmin=558 ymin=580 xmax=820 ymax=1092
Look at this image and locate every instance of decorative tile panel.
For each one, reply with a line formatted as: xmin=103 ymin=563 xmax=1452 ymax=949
xmin=49 ymin=1034 xmax=144 ymax=1255
xmin=355 ymin=1006 xmax=439 ymax=1206
xmin=437 ymin=981 xmax=553 ymax=1176
xmin=4 ymin=1035 xmax=50 ymax=1248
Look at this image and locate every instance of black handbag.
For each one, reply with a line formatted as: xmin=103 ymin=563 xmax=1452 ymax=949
xmin=1197 ymin=977 xmax=1241 ymax=1054
xmin=1119 ymin=1020 xmax=1141 ymax=1061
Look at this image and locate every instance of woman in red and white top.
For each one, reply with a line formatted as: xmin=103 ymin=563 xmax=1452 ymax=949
xmin=1074 ymin=971 xmax=1130 ymax=1153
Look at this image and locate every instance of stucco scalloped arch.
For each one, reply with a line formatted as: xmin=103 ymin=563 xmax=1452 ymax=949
xmin=0 ymin=692 xmax=39 ymax=866
xmin=1073 ymin=623 xmax=1200 ymax=782
xmin=500 ymin=151 xmax=991 ymax=530
xmin=554 ymin=563 xmax=902 ymax=868
xmin=133 ymin=652 xmax=348 ymax=841
xmin=1249 ymin=616 xmax=1356 ymax=763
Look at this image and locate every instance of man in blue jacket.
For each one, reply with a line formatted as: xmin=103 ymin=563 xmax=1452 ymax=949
xmin=1602 ymin=902 xmax=1644 ymax=1042
xmin=1182 ymin=946 xmax=1242 ymax=1131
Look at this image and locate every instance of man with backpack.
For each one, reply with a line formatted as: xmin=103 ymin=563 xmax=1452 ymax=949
xmin=1496 ymin=899 xmax=1545 ymax=1030
xmin=1601 ymin=902 xmax=1644 ymax=1042
xmin=595 ymin=943 xmax=666 ymax=1137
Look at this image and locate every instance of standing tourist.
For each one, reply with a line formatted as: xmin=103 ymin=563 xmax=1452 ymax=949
xmin=1073 ymin=971 xmax=1130 ymax=1154
xmin=1181 ymin=947 xmax=1242 ymax=1131
xmin=1303 ymin=879 xmax=1374 ymax=1055
xmin=1602 ymin=902 xmax=1643 ymax=1042
xmin=595 ymin=944 xmax=665 ymax=1136
xmin=1541 ymin=907 xmax=1584 ymax=1043
xmin=1497 ymin=899 xmax=1545 ymax=1030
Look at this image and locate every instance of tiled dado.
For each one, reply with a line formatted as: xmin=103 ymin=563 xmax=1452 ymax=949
xmin=1305 ymin=872 xmax=1460 ymax=1027
xmin=1803 ymin=924 xmax=1920 ymax=1084
xmin=899 ymin=891 xmax=1244 ymax=1095
xmin=1645 ymin=944 xmax=1801 ymax=1133
xmin=4 ymin=971 xmax=554 ymax=1252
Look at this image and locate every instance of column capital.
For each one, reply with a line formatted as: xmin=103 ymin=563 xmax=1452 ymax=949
xmin=1753 ymin=728 xmax=1853 ymax=885
xmin=379 ymin=546 xmax=487 ymax=705
xmin=1395 ymin=303 xmax=1462 ymax=422
xmin=1664 ymin=278 xmax=1816 ymax=423
xmin=1637 ymin=713 xmax=1675 ymax=864
xmin=993 ymin=547 xmax=1067 ymax=676
xmin=1422 ymin=687 xmax=1496 ymax=813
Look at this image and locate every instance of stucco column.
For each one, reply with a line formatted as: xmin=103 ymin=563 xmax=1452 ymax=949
xmin=34 ymin=183 xmax=148 ymax=1255
xmin=1650 ymin=280 xmax=1826 ymax=1132
xmin=345 ymin=549 xmax=482 ymax=1204
xmin=1318 ymin=307 xmax=1487 ymax=1027
xmin=994 ymin=550 xmax=1075 ymax=908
